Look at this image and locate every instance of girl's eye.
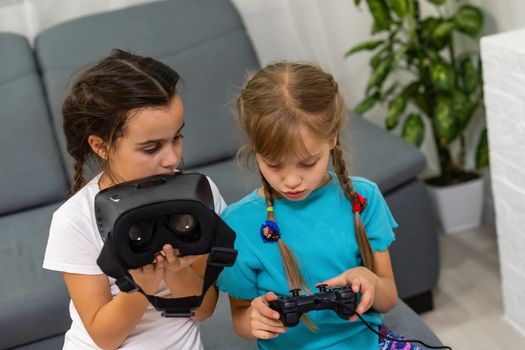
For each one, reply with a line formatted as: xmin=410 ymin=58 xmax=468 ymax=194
xmin=300 ymin=161 xmax=318 ymax=168
xmin=143 ymin=145 xmax=160 ymax=154
xmin=173 ymin=134 xmax=184 ymax=143
xmin=266 ymin=163 xmax=281 ymax=169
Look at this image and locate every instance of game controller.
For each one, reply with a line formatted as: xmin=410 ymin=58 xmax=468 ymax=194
xmin=268 ymin=284 xmax=357 ymax=327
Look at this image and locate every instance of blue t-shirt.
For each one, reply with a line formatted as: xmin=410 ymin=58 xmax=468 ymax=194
xmin=217 ymin=173 xmax=397 ymax=350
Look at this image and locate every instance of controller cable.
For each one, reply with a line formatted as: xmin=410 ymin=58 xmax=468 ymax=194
xmin=335 ymin=301 xmax=452 ymax=350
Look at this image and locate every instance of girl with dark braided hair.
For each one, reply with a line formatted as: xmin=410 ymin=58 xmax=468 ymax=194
xmin=43 ymin=50 xmax=225 ymax=349
xmin=217 ymin=62 xmax=402 ymax=349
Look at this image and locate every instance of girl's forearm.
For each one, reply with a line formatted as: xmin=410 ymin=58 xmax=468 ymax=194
xmin=164 ymin=266 xmax=204 ymax=297
xmin=192 ymin=284 xmax=218 ymax=321
xmin=231 ymin=304 xmax=257 ymax=339
xmin=372 ymin=276 xmax=398 ymax=313
xmin=164 ymin=266 xmax=218 ymax=321
xmin=88 ymin=292 xmax=150 ymax=349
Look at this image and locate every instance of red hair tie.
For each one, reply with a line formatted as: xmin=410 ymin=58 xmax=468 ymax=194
xmin=352 ymin=193 xmax=367 ymax=214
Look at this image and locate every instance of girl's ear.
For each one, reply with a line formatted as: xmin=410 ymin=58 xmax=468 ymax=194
xmin=87 ymin=135 xmax=108 ymax=160
xmin=330 ymin=135 xmax=338 ymax=150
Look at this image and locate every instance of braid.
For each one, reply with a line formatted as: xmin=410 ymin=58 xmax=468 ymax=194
xmin=71 ymin=157 xmax=86 ymax=195
xmin=259 ymin=171 xmax=308 ymax=290
xmin=331 ymin=142 xmax=375 ymax=271
xmin=259 ymin=171 xmax=316 ymax=330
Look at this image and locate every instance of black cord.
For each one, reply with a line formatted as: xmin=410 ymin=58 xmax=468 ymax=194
xmin=335 ymin=301 xmax=452 ymax=350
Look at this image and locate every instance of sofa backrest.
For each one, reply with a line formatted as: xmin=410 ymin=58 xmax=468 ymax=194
xmin=34 ymin=0 xmax=260 ymax=180
xmin=0 ymin=33 xmax=68 ymax=215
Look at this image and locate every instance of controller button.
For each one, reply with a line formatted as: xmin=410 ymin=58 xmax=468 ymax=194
xmin=285 ymin=313 xmax=299 ymax=325
xmin=283 ymin=301 xmax=295 ymax=309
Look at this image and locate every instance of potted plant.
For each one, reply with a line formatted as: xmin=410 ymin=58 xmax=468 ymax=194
xmin=347 ymin=0 xmax=489 ymax=233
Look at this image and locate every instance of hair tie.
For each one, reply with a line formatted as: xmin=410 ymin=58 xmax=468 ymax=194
xmin=352 ymin=193 xmax=367 ymax=214
xmin=260 ymin=220 xmax=281 ymax=243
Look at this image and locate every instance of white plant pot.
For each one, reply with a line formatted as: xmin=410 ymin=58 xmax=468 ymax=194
xmin=426 ymin=177 xmax=484 ymax=234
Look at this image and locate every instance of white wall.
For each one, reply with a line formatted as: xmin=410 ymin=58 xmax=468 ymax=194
xmin=0 ymin=0 xmax=523 ymax=180
xmin=481 ymin=28 xmax=525 ymax=336
xmin=0 ymin=0 xmax=157 ymax=40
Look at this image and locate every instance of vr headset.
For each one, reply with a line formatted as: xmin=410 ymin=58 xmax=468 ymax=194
xmin=95 ymin=172 xmax=237 ymax=317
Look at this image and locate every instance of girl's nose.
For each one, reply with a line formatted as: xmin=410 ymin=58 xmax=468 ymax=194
xmin=161 ymin=146 xmax=181 ymax=170
xmin=283 ymin=173 xmax=301 ymax=189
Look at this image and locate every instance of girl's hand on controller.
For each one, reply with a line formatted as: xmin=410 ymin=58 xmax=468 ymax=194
xmin=249 ymin=292 xmax=287 ymax=339
xmin=319 ymin=266 xmax=378 ymax=322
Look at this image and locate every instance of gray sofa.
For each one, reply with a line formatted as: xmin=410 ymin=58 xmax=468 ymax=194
xmin=0 ymin=0 xmax=441 ymax=349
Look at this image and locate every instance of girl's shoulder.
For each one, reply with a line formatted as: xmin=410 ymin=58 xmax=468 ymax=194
xmin=349 ymin=176 xmax=380 ymax=193
xmin=328 ymin=172 xmax=380 ymax=196
xmin=221 ymin=189 xmax=263 ymax=220
xmin=52 ymin=174 xmax=100 ymax=225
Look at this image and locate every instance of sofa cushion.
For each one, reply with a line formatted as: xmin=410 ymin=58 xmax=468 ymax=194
xmin=34 ymin=0 xmax=259 ymax=179
xmin=0 ymin=202 xmax=71 ymax=349
xmin=192 ymin=158 xmax=260 ymax=204
xmin=384 ymin=299 xmax=443 ymax=346
xmin=344 ymin=115 xmax=426 ymax=194
xmin=0 ymin=33 xmax=68 ymax=215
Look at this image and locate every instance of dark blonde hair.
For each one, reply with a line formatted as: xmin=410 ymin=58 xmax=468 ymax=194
xmin=62 ymin=49 xmax=180 ymax=194
xmin=236 ymin=62 xmax=375 ymax=296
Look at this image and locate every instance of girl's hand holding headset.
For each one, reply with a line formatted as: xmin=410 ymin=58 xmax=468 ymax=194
xmin=128 ymin=245 xmax=202 ymax=295
xmin=128 ymin=255 xmax=165 ymax=295
xmin=320 ymin=266 xmax=378 ymax=322
xmin=161 ymin=243 xmax=203 ymax=275
xmin=248 ymin=292 xmax=287 ymax=339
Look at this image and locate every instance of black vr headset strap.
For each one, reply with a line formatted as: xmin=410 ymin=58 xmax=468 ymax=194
xmin=152 ymin=212 xmax=238 ymax=316
xmin=201 ymin=212 xmax=238 ymax=297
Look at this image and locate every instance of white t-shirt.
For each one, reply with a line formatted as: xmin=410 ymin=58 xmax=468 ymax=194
xmin=43 ymin=173 xmax=227 ymax=350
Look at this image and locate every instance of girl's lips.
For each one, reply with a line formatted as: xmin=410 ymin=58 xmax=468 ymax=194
xmin=285 ymin=190 xmax=305 ymax=199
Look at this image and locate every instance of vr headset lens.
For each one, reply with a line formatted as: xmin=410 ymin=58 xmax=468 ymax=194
xmin=128 ymin=221 xmax=155 ymax=252
xmin=167 ymin=214 xmax=198 ymax=236
xmin=127 ymin=214 xmax=201 ymax=253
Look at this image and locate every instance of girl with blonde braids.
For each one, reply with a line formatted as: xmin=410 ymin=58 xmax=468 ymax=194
xmin=217 ymin=62 xmax=402 ymax=349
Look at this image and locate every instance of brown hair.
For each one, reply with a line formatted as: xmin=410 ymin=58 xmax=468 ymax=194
xmin=62 ymin=49 xmax=180 ymax=194
xmin=236 ymin=62 xmax=375 ymax=296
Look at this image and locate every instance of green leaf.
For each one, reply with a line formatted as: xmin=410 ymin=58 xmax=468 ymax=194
xmin=354 ymin=0 xmax=363 ymax=6
xmin=431 ymin=20 xmax=455 ymax=49
xmin=475 ymin=128 xmax=489 ymax=168
xmin=402 ymin=113 xmax=425 ymax=147
xmin=386 ymin=94 xmax=408 ymax=129
xmin=391 ymin=45 xmax=408 ymax=70
xmin=370 ymin=48 xmax=389 ymax=69
xmin=426 ymin=0 xmax=446 ymax=5
xmin=430 ymin=62 xmax=455 ymax=91
xmin=451 ymin=90 xmax=471 ymax=131
xmin=422 ymin=17 xmax=440 ymax=45
xmin=459 ymin=57 xmax=479 ymax=94
xmin=401 ymin=81 xmax=420 ymax=99
xmin=366 ymin=0 xmax=392 ymax=32
xmin=345 ymin=40 xmax=384 ymax=57
xmin=412 ymin=91 xmax=430 ymax=116
xmin=454 ymin=5 xmax=484 ymax=37
xmin=355 ymin=94 xmax=380 ymax=114
xmin=388 ymin=0 xmax=407 ymax=18
xmin=367 ymin=57 xmax=392 ymax=89
xmin=433 ymin=96 xmax=459 ymax=145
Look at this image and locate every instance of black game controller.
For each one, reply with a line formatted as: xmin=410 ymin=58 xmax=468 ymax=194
xmin=268 ymin=284 xmax=357 ymax=327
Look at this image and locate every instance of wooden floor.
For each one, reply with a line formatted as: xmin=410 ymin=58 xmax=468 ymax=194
xmin=421 ymin=225 xmax=525 ymax=349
